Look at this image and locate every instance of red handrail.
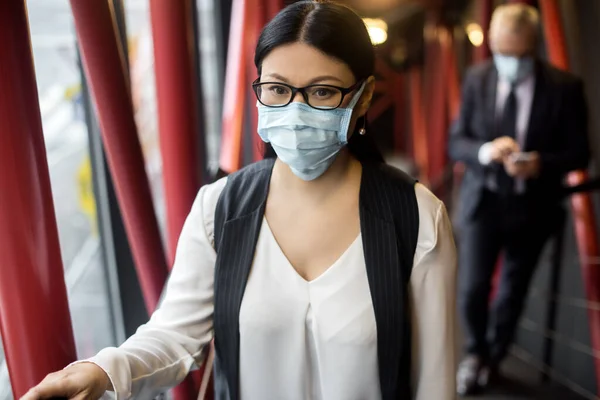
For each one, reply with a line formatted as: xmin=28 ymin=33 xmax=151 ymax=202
xmin=538 ymin=0 xmax=600 ymax=394
xmin=0 ymin=1 xmax=77 ymax=396
xmin=150 ymin=0 xmax=203 ymax=268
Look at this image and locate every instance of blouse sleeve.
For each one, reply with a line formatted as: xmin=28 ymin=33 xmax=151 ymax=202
xmin=410 ymin=184 xmax=458 ymax=400
xmin=86 ymin=178 xmax=227 ymax=400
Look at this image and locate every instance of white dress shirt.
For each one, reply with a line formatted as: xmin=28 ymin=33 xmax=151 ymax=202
xmin=478 ymin=74 xmax=536 ymax=193
xmin=85 ymin=177 xmax=458 ymax=400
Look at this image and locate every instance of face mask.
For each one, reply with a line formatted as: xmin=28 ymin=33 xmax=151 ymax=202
xmin=493 ymin=54 xmax=534 ymax=83
xmin=257 ymin=82 xmax=366 ymax=181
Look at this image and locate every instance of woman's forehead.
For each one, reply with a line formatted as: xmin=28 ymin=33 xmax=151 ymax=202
xmin=260 ymin=42 xmax=355 ymax=86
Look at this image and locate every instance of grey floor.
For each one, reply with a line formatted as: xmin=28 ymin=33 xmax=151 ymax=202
xmin=467 ymin=356 xmax=586 ymax=400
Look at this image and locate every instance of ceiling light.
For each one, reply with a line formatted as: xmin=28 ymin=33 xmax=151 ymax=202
xmin=363 ymin=18 xmax=388 ymax=46
xmin=466 ymin=22 xmax=484 ymax=47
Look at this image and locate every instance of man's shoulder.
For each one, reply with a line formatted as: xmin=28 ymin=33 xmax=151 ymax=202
xmin=539 ymin=61 xmax=582 ymax=88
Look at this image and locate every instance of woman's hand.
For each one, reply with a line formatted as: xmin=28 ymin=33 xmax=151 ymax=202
xmin=20 ymin=362 xmax=110 ymax=400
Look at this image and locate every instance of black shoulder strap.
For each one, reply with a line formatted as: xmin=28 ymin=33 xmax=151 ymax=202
xmin=361 ymin=162 xmax=419 ymax=279
xmin=212 ymin=158 xmax=275 ymax=400
xmin=213 ymin=159 xmax=275 ymax=252
xmin=383 ymin=164 xmax=419 ymax=280
xmin=359 ymin=162 xmax=419 ymax=400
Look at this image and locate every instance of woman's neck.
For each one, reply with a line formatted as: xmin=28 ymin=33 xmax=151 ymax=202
xmin=271 ymin=149 xmax=361 ymax=201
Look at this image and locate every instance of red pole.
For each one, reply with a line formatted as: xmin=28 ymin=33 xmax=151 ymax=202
xmin=538 ymin=0 xmax=600 ymax=394
xmin=474 ymin=0 xmax=493 ymax=63
xmin=424 ymin=22 xmax=449 ymax=186
xmin=409 ymin=68 xmax=430 ymax=183
xmin=220 ymin=0 xmax=247 ymax=172
xmin=391 ymin=74 xmax=404 ymax=155
xmin=148 ymin=2 xmax=202 ymax=398
xmin=246 ymin=0 xmax=264 ymax=163
xmin=149 ymin=0 xmax=202 ymax=268
xmin=70 ymin=1 xmax=169 ymax=313
xmin=220 ymin=0 xmax=284 ymax=170
xmin=0 ymin=0 xmax=77 ymax=397
xmin=266 ymin=0 xmax=283 ymax=19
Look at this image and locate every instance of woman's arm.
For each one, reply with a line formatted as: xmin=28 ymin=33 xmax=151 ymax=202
xmin=410 ymin=184 xmax=458 ymax=400
xmin=87 ymin=178 xmax=227 ymax=399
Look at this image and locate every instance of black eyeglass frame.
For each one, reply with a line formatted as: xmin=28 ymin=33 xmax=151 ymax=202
xmin=251 ymin=78 xmax=364 ymax=110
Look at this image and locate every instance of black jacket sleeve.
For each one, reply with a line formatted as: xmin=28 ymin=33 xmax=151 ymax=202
xmin=448 ymin=70 xmax=487 ymax=167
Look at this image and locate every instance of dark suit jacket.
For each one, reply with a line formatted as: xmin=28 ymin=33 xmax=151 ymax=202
xmin=448 ymin=60 xmax=590 ymax=223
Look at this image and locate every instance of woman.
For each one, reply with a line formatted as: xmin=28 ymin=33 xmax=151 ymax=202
xmin=23 ymin=1 xmax=457 ymax=399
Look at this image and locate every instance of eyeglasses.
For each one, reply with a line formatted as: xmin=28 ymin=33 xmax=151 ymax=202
xmin=252 ymin=79 xmax=363 ymax=110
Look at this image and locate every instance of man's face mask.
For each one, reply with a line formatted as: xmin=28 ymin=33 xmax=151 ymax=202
xmin=493 ymin=54 xmax=534 ymax=83
xmin=256 ymin=82 xmax=366 ymax=181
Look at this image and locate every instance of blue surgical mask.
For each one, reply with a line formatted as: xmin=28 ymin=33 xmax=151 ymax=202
xmin=493 ymin=54 xmax=534 ymax=83
xmin=257 ymin=83 xmax=366 ymax=181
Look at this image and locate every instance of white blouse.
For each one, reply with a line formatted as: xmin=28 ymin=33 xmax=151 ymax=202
xmin=88 ymin=177 xmax=458 ymax=400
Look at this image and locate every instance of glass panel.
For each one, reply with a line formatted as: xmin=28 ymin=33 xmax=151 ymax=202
xmin=1 ymin=1 xmax=120 ymax=397
xmin=197 ymin=0 xmax=224 ymax=172
xmin=26 ymin=0 xmax=116 ymax=359
xmin=33 ymin=0 xmax=115 ymax=362
xmin=125 ymin=1 xmax=167 ymax=237
xmin=0 ymin=342 xmax=11 ymax=399
xmin=126 ymin=0 xmax=225 ymax=184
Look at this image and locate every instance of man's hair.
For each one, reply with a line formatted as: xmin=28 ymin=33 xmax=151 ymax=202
xmin=489 ymin=3 xmax=540 ymax=40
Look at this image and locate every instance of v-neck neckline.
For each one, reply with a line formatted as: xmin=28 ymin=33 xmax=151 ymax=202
xmin=261 ymin=217 xmax=362 ymax=285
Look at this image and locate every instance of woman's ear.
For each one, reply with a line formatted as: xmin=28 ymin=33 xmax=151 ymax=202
xmin=356 ymin=76 xmax=376 ymax=118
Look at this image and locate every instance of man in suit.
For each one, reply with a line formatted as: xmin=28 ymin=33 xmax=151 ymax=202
xmin=449 ymin=4 xmax=590 ymax=396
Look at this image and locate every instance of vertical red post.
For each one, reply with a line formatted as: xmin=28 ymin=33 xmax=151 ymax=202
xmin=392 ymin=74 xmax=405 ymax=155
xmin=220 ymin=0 xmax=248 ymax=172
xmin=423 ymin=21 xmax=450 ymax=187
xmin=538 ymin=0 xmax=600 ymax=394
xmin=266 ymin=0 xmax=283 ymax=20
xmin=220 ymin=0 xmax=284 ymax=170
xmin=149 ymin=0 xmax=202 ymax=268
xmin=246 ymin=0 xmax=265 ymax=163
xmin=0 ymin=0 xmax=77 ymax=397
xmin=148 ymin=2 xmax=202 ymax=398
xmin=474 ymin=0 xmax=493 ymax=63
xmin=409 ymin=67 xmax=430 ymax=183
xmin=70 ymin=1 xmax=169 ymax=313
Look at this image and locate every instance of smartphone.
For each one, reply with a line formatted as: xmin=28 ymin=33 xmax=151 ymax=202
xmin=510 ymin=152 xmax=535 ymax=163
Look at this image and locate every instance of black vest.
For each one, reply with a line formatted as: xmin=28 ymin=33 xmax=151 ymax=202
xmin=212 ymin=159 xmax=419 ymax=400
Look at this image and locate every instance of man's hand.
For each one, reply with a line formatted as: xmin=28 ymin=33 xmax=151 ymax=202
xmin=504 ymin=152 xmax=541 ymax=179
xmin=489 ymin=136 xmax=520 ymax=163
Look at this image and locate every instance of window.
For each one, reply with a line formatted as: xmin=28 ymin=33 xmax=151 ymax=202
xmin=29 ymin=0 xmax=118 ymax=357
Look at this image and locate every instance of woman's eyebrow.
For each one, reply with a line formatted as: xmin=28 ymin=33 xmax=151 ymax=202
xmin=261 ymin=73 xmax=345 ymax=85
xmin=307 ymin=75 xmax=344 ymax=85
xmin=262 ymin=73 xmax=289 ymax=82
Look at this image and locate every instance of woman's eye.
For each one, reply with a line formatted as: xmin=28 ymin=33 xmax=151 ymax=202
xmin=268 ymin=85 xmax=290 ymax=96
xmin=312 ymin=88 xmax=334 ymax=98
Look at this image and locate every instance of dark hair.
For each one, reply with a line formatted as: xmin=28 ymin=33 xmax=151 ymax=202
xmin=255 ymin=0 xmax=384 ymax=164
